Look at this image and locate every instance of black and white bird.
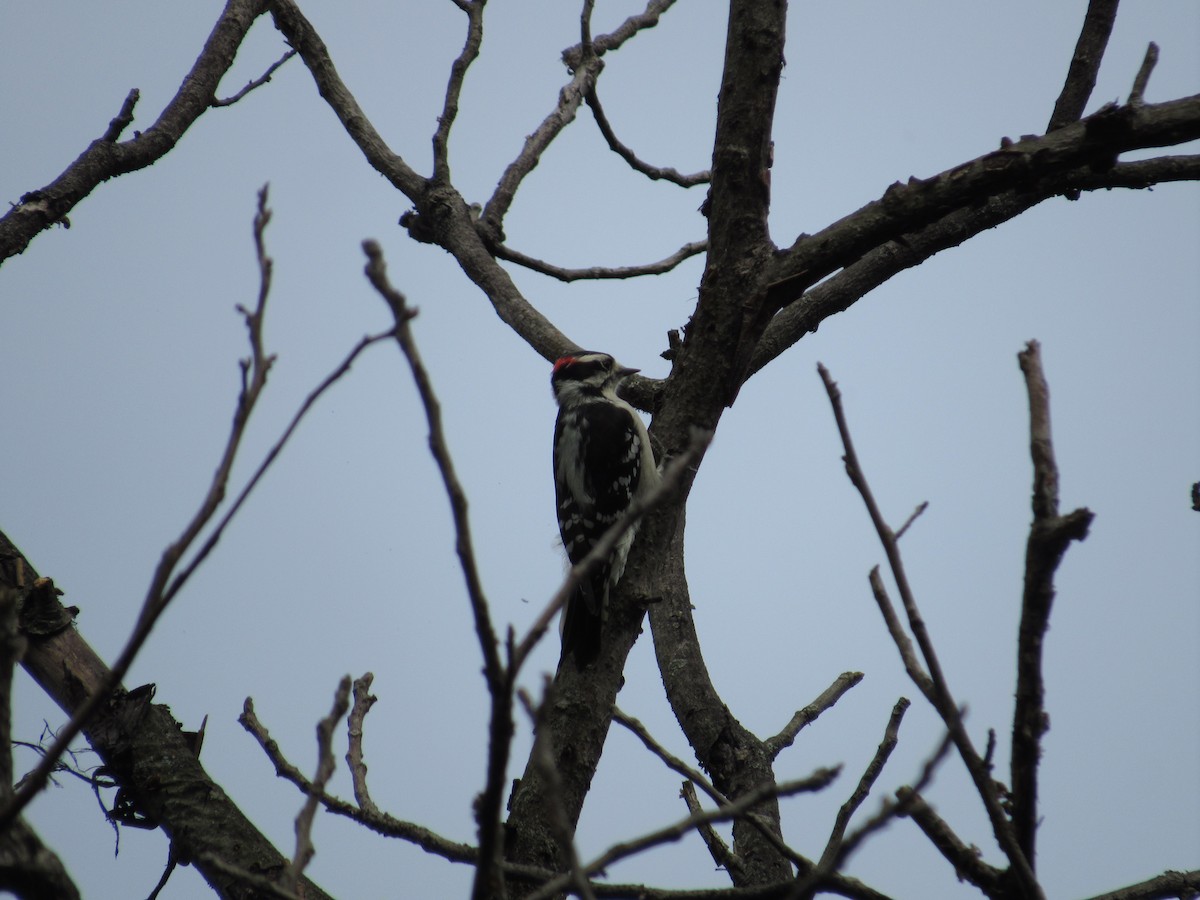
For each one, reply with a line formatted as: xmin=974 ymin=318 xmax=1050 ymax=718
xmin=551 ymin=352 xmax=659 ymax=668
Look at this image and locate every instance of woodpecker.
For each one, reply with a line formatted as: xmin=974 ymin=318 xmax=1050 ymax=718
xmin=551 ymin=352 xmax=659 ymax=668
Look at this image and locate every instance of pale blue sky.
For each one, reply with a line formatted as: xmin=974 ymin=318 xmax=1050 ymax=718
xmin=2 ymin=2 xmax=1197 ymax=898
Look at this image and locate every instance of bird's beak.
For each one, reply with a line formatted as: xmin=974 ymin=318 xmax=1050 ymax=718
xmin=617 ymin=365 xmax=640 ymax=379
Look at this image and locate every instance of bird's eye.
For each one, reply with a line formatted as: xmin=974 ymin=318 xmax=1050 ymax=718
xmin=603 ymin=357 xmax=614 ymax=371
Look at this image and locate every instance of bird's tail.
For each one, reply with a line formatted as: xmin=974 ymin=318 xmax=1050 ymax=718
xmin=559 ymin=577 xmax=603 ymax=669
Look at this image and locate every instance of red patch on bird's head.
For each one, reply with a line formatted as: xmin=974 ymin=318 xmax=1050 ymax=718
xmin=553 ymin=356 xmax=577 ymax=373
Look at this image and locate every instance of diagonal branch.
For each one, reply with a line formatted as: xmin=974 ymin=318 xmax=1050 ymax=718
xmin=1010 ymin=341 xmax=1093 ymax=866
xmin=748 ymin=153 xmax=1200 ymax=383
xmin=0 ymin=187 xmax=280 ymax=829
xmin=896 ymin=787 xmax=1007 ymax=897
xmin=765 ymin=671 xmax=864 ymax=759
xmin=266 ymin=0 xmax=426 ymax=198
xmin=1081 ymin=870 xmax=1200 ymax=900
xmin=0 ymin=0 xmax=269 ymax=264
xmin=766 ymin=95 xmax=1200 ymax=311
xmin=1047 ymin=0 xmax=1120 ymax=131
xmin=212 ymin=47 xmax=297 ymax=107
xmin=480 ymin=60 xmax=601 ymax=236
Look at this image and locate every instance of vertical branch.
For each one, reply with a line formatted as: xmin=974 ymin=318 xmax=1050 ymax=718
xmin=360 ymin=240 xmax=514 ymax=900
xmin=1011 ymin=342 xmax=1093 ymax=866
xmin=432 ymin=0 xmax=487 ymax=182
xmin=287 ymin=678 xmax=352 ymax=892
xmin=361 ymin=240 xmax=502 ymax=688
xmin=1047 ymin=0 xmax=1120 ymax=130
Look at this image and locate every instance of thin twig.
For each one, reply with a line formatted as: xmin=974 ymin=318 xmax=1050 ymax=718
xmin=867 ymin=569 xmax=934 ymax=703
xmin=894 ymin=501 xmax=928 ymax=541
xmin=492 ymin=238 xmax=706 ymax=282
xmin=896 ymin=788 xmax=1007 ymax=897
xmin=287 ymin=677 xmax=351 ymax=891
xmin=818 ymin=362 xmax=1044 ymax=899
xmin=1047 ymin=0 xmax=1120 ymax=130
xmin=481 ymin=60 xmax=601 ymax=234
xmin=1128 ymin=42 xmax=1159 ymax=106
xmin=679 ymin=781 xmax=744 ymax=878
xmin=586 ymin=85 xmax=710 ymax=187
xmin=359 ymin=239 xmax=516 ymax=900
xmin=817 ymin=698 xmax=910 ymax=871
xmin=613 ymin=707 xmax=811 ymax=875
xmin=212 ymin=48 xmax=297 ymax=107
xmin=614 ymin=708 xmax=725 ymax=807
xmin=791 ymin=728 xmax=953 ymax=900
xmin=433 ymin=0 xmax=486 ymax=180
xmin=101 ymin=89 xmax=140 ymax=142
xmin=346 ymin=673 xmax=379 ymax=816
xmin=240 ymin=698 xmax=478 ymax=862
xmin=765 ymin=671 xmax=864 ymax=759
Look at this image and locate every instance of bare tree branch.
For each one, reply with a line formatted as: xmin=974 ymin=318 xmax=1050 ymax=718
xmin=1128 ymin=42 xmax=1159 ymax=106
xmin=1048 ymin=0 xmax=1120 ymax=131
xmin=765 ymin=671 xmax=864 ymax=759
xmin=362 ymin=239 xmax=502 ymax=689
xmin=867 ymin=569 xmax=935 ymax=704
xmin=792 ymin=726 xmax=953 ymax=900
xmin=346 ymin=673 xmax=379 ymax=816
xmin=212 ymin=47 xmax=297 ymax=107
xmin=818 ymin=362 xmax=1043 ymax=899
xmin=523 ymin=768 xmax=841 ymax=900
xmin=433 ymin=0 xmax=487 ymax=181
xmin=1081 ymin=870 xmax=1200 ymax=900
xmin=480 ymin=61 xmax=601 ymax=236
xmin=586 ymin=84 xmax=711 ymax=187
xmin=359 ymin=239 xmax=516 ymax=900
xmin=492 ymin=238 xmax=707 ymax=282
xmin=748 ymin=153 xmax=1200 ymax=386
xmin=766 ymin=95 xmax=1200 ymax=312
xmin=562 ymin=0 xmax=678 ymax=71
xmin=0 ymin=0 xmax=269 ymax=264
xmin=287 ymin=678 xmax=351 ymax=892
xmin=0 ymin=565 xmax=334 ymax=900
xmin=239 ymin=696 xmax=478 ymax=863
xmin=0 ymin=187 xmax=279 ymax=829
xmin=680 ymin=781 xmax=745 ymax=879
xmin=614 ymin=708 xmax=819 ymax=880
xmin=895 ymin=787 xmax=1006 ymax=897
xmin=1010 ymin=341 xmax=1093 ymax=866
xmin=816 ymin=699 xmax=910 ymax=873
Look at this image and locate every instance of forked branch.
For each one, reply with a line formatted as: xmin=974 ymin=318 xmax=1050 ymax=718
xmin=818 ymin=362 xmax=1043 ymax=899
